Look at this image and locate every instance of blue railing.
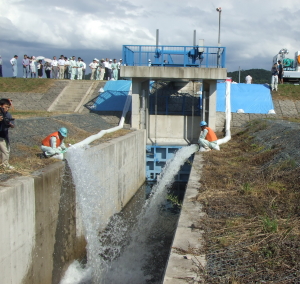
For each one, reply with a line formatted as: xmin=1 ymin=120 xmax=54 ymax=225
xmin=122 ymin=45 xmax=226 ymax=68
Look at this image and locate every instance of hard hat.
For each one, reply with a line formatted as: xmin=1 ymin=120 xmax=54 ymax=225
xmin=148 ymin=59 xmax=151 ymax=61
xmin=200 ymin=121 xmax=207 ymax=127
xmin=58 ymin=127 xmax=68 ymax=137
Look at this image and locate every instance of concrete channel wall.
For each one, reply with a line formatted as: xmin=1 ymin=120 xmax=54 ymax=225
xmin=0 ymin=130 xmax=146 ymax=284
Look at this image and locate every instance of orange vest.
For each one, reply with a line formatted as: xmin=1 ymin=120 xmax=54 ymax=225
xmin=205 ymin=127 xmax=218 ymax=142
xmin=42 ymin=131 xmax=63 ymax=147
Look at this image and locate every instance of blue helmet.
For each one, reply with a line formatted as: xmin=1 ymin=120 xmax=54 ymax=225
xmin=200 ymin=121 xmax=207 ymax=127
xmin=58 ymin=127 xmax=68 ymax=137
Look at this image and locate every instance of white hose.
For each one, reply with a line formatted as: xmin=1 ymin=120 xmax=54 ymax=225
xmin=71 ymin=86 xmax=132 ymax=149
xmin=217 ymin=78 xmax=231 ymax=145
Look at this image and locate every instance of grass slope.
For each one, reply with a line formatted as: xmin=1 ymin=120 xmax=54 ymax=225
xmin=196 ymin=119 xmax=300 ymax=283
xmin=0 ymin=78 xmax=55 ymax=93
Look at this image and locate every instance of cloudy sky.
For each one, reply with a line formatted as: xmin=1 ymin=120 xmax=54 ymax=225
xmin=0 ymin=0 xmax=299 ymax=77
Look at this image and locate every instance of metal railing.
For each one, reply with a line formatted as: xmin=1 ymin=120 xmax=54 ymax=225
xmin=122 ymin=45 xmax=226 ymax=68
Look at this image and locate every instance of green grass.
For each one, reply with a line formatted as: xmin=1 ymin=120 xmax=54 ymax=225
xmin=0 ymin=78 xmax=55 ymax=93
xmin=272 ymin=84 xmax=300 ymax=101
xmin=10 ymin=110 xmax=72 ymax=119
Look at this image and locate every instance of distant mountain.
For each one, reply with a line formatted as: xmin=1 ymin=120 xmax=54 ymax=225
xmin=227 ymin=68 xmax=271 ymax=84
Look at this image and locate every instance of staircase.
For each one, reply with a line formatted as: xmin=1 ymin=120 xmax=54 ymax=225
xmin=47 ymin=81 xmax=104 ymax=113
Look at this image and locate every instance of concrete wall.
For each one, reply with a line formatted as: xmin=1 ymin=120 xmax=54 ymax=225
xmin=0 ymin=130 xmax=146 ymax=284
xmin=148 ymin=115 xmax=201 ymax=145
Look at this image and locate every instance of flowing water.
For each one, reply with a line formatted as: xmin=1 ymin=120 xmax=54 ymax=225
xmin=61 ymin=144 xmax=198 ymax=284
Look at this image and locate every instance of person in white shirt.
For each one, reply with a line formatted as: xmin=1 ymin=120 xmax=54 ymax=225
xmin=58 ymin=56 xmax=65 ymax=79
xmin=117 ymin=59 xmax=124 ymax=80
xmin=29 ymin=56 xmax=36 ymax=78
xmin=82 ymin=60 xmax=86 ymax=79
xmin=10 ymin=55 xmax=18 ymax=78
xmin=99 ymin=59 xmax=105 ymax=80
xmin=51 ymin=56 xmax=58 ymax=79
xmin=77 ymin=57 xmax=84 ymax=80
xmin=89 ymin=59 xmax=98 ymax=80
xmin=69 ymin=56 xmax=77 ymax=80
xmin=245 ymin=75 xmax=252 ymax=84
xmin=95 ymin=59 xmax=100 ymax=80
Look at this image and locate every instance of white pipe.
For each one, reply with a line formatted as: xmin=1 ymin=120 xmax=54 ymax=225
xmin=71 ymin=86 xmax=132 ymax=149
xmin=217 ymin=78 xmax=231 ymax=145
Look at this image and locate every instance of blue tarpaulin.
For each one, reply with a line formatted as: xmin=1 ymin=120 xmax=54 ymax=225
xmin=217 ymin=83 xmax=274 ymax=114
xmin=93 ymin=80 xmax=132 ymax=111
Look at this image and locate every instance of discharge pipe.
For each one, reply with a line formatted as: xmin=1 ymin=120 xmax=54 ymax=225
xmin=70 ymin=89 xmax=132 ymax=149
xmin=217 ymin=78 xmax=231 ymax=145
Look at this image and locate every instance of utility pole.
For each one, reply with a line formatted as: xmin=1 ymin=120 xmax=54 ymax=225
xmin=216 ymin=7 xmax=222 ymax=67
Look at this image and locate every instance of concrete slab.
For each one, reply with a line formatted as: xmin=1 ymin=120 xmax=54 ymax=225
xmin=121 ymin=66 xmax=227 ymax=80
xmin=163 ymin=153 xmax=206 ymax=283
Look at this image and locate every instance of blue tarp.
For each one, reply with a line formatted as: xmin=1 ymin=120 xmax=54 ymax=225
xmin=93 ymin=80 xmax=132 ymax=111
xmin=217 ymin=83 xmax=274 ymax=114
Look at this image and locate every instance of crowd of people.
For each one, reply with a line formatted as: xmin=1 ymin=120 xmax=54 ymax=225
xmin=8 ymin=54 xmax=125 ymax=80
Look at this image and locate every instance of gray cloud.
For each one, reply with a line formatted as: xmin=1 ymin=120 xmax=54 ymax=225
xmin=1 ymin=0 xmax=299 ymax=77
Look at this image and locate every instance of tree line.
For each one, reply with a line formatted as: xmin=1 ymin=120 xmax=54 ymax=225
xmin=227 ymin=68 xmax=270 ymax=84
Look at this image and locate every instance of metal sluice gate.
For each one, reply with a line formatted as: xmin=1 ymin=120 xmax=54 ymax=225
xmin=146 ymin=145 xmax=194 ymax=182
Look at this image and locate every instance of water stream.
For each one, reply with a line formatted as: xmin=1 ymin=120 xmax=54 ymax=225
xmin=61 ymin=144 xmax=198 ymax=284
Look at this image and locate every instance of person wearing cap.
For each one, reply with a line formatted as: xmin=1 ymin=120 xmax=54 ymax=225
xmin=77 ymin=57 xmax=84 ymax=80
xmin=148 ymin=59 xmax=152 ymax=66
xmin=22 ymin=54 xmax=30 ymax=78
xmin=111 ymin=59 xmax=118 ymax=80
xmin=70 ymin=56 xmax=77 ymax=80
xmin=0 ymin=55 xmax=3 ymax=77
xmin=89 ymin=59 xmax=98 ymax=80
xmin=99 ymin=59 xmax=105 ymax=80
xmin=58 ymin=55 xmax=65 ymax=79
xmin=198 ymin=121 xmax=220 ymax=152
xmin=10 ymin=55 xmax=18 ymax=78
xmin=41 ymin=127 xmax=68 ymax=160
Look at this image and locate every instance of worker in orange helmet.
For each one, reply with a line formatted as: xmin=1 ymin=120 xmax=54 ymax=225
xmin=198 ymin=121 xmax=220 ymax=152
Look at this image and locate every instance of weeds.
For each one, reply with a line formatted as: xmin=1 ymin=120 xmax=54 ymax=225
xmin=196 ymin=119 xmax=300 ymax=283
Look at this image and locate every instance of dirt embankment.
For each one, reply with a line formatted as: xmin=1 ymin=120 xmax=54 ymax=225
xmin=196 ymin=119 xmax=300 ymax=283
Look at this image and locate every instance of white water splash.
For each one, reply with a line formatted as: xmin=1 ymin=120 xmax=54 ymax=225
xmin=61 ymin=144 xmax=198 ymax=284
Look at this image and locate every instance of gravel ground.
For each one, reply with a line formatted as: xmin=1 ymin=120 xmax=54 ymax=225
xmin=251 ymin=119 xmax=300 ymax=170
xmin=9 ymin=113 xmax=114 ymax=157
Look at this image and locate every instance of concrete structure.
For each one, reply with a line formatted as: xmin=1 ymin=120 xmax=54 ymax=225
xmin=163 ymin=153 xmax=206 ymax=283
xmin=47 ymin=81 xmax=104 ymax=113
xmin=121 ymin=66 xmax=227 ymax=144
xmin=0 ymin=130 xmax=145 ymax=284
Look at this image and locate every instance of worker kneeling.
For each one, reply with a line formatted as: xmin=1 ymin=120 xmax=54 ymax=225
xmin=198 ymin=121 xmax=220 ymax=152
xmin=41 ymin=127 xmax=68 ymax=160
